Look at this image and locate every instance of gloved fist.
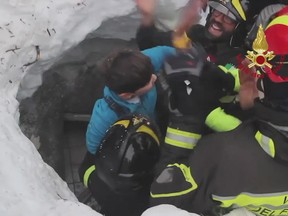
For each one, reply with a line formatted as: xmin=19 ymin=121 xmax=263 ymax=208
xmin=162 ymin=44 xmax=230 ymax=121
xmin=164 ymin=42 xmax=207 ymax=80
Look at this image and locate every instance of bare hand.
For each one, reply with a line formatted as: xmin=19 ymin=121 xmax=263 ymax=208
xmin=135 ymin=0 xmax=156 ymax=25
xmin=239 ymin=59 xmax=259 ymax=110
xmin=175 ymin=0 xmax=206 ymax=36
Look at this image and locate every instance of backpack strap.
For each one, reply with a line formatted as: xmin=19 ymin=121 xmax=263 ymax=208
xmin=104 ymin=96 xmax=130 ymax=117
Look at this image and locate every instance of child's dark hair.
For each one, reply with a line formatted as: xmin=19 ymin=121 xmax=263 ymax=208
xmin=103 ymin=49 xmax=153 ymax=94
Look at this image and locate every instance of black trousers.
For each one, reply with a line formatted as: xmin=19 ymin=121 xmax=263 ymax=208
xmin=88 ymin=171 xmax=150 ymax=216
xmin=79 ymin=152 xmax=151 ymax=216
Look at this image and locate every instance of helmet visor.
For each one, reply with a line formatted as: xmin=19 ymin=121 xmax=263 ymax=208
xmin=208 ymin=1 xmax=237 ymax=21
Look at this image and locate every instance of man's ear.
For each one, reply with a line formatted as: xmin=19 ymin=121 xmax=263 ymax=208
xmin=118 ymin=92 xmax=135 ymax=100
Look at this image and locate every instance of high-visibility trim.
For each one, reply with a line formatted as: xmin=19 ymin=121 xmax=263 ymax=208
xmin=212 ymin=191 xmax=288 ymax=208
xmin=218 ymin=65 xmax=229 ymax=73
xmin=137 ymin=125 xmax=160 ymax=145
xmin=205 ymin=107 xmax=241 ymax=132
xmin=231 ymin=0 xmax=246 ymax=21
xmin=231 ymin=68 xmax=240 ymax=92
xmin=150 ymin=163 xmax=198 ymax=198
xmin=219 ymin=64 xmax=240 ymax=92
xmin=266 ymin=15 xmax=288 ymax=30
xmin=255 ymin=131 xmax=275 ymax=158
xmin=165 ymin=127 xmax=201 ymax=149
xmin=113 ymin=120 xmax=130 ymax=128
xmin=83 ymin=165 xmax=96 ymax=187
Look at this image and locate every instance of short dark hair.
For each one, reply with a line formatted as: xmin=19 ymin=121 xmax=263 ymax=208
xmin=103 ymin=50 xmax=153 ymax=94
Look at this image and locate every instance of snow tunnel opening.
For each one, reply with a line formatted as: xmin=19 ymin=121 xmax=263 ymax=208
xmin=16 ymin=14 xmax=139 ymax=199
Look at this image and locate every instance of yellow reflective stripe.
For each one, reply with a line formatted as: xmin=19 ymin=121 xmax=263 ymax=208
xmin=232 ymin=0 xmax=246 ymax=21
xmin=113 ymin=120 xmax=129 ymax=128
xmin=150 ymin=163 xmax=198 ymax=198
xmin=212 ymin=191 xmax=288 ymax=208
xmin=255 ymin=131 xmax=275 ymax=158
xmin=83 ymin=165 xmax=96 ymax=187
xmin=165 ymin=137 xmax=196 ymax=149
xmin=218 ymin=65 xmax=229 ymax=73
xmin=166 ymin=127 xmax=201 ymax=139
xmin=165 ymin=127 xmax=201 ymax=149
xmin=205 ymin=107 xmax=241 ymax=132
xmin=230 ymin=68 xmax=240 ymax=92
xmin=218 ymin=65 xmax=240 ymax=92
xmin=266 ymin=15 xmax=288 ymax=30
xmin=137 ymin=125 xmax=160 ymax=145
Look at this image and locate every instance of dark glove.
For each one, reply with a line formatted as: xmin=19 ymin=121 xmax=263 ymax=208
xmin=164 ymin=42 xmax=207 ymax=79
xmin=162 ymin=43 xmax=228 ymax=122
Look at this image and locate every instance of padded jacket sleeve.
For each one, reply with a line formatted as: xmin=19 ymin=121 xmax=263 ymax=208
xmin=86 ymin=100 xmax=118 ymax=154
xmin=142 ymin=46 xmax=176 ymax=73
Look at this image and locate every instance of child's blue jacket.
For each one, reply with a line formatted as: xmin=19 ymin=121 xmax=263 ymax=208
xmin=86 ymin=46 xmax=176 ymax=154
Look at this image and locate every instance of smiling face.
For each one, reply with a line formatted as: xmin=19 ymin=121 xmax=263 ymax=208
xmin=205 ymin=9 xmax=237 ymax=41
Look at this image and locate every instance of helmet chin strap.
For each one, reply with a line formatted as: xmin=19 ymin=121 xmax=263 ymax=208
xmin=229 ymin=22 xmax=240 ymax=47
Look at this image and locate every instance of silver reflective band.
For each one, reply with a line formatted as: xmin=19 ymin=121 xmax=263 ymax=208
xmin=165 ymin=127 xmax=201 ymax=149
xmin=255 ymin=131 xmax=275 ymax=158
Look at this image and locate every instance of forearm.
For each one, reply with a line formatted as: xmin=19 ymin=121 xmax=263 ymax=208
xmin=175 ymin=0 xmax=206 ymax=35
xmin=86 ymin=122 xmax=105 ymax=154
xmin=158 ymin=115 xmax=205 ymax=168
xmin=135 ymin=0 xmax=156 ymax=26
xmin=142 ymin=45 xmax=176 ymax=73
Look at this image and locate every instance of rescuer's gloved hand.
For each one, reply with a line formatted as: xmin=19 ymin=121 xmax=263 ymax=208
xmin=164 ymin=42 xmax=207 ymax=80
xmin=163 ymin=44 xmax=229 ymax=122
xmin=201 ymin=62 xmax=240 ymax=94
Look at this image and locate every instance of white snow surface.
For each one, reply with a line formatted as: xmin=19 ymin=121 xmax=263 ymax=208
xmin=0 ymin=0 xmax=254 ymax=216
xmin=0 ymin=0 xmax=134 ymax=216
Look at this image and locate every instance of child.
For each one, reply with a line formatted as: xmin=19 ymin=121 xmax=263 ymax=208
xmin=86 ymin=46 xmax=175 ymax=155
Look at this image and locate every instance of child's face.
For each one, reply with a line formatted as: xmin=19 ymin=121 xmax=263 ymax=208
xmin=134 ymin=74 xmax=157 ymax=96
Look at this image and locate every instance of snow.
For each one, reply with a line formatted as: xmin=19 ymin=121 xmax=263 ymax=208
xmin=0 ymin=0 xmax=134 ymax=215
xmin=0 ymin=0 xmax=254 ymax=216
xmin=142 ymin=205 xmax=200 ymax=216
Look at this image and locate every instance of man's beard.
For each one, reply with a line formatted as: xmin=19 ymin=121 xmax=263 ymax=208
xmin=204 ymin=18 xmax=234 ymax=43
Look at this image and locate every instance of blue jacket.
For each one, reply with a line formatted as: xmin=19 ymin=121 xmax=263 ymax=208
xmin=86 ymin=46 xmax=176 ymax=154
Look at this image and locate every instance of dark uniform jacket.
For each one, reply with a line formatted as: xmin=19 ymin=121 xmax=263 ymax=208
xmin=137 ymin=24 xmax=243 ymax=66
xmin=150 ymin=101 xmax=288 ymax=216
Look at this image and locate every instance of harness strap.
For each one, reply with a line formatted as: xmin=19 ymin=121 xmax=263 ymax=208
xmin=104 ymin=96 xmax=130 ymax=117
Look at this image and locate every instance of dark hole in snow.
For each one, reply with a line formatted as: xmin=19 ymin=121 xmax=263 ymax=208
xmin=17 ymin=13 xmax=139 ymax=203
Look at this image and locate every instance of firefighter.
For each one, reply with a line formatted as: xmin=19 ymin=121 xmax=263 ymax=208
xmin=149 ymin=6 xmax=288 ymax=216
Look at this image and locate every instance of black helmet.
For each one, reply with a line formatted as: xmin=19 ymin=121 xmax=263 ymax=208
xmin=95 ymin=114 xmax=160 ymax=193
xmin=208 ymin=0 xmax=250 ymax=22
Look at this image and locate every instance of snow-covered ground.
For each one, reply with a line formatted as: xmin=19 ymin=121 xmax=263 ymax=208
xmin=0 ymin=1 xmax=134 ymax=215
xmin=0 ymin=0 xmax=255 ymax=216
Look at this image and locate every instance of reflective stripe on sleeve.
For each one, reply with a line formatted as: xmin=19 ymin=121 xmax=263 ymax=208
xmin=205 ymin=107 xmax=241 ymax=132
xmin=150 ymin=163 xmax=198 ymax=198
xmin=255 ymin=131 xmax=275 ymax=158
xmin=165 ymin=127 xmax=201 ymax=149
